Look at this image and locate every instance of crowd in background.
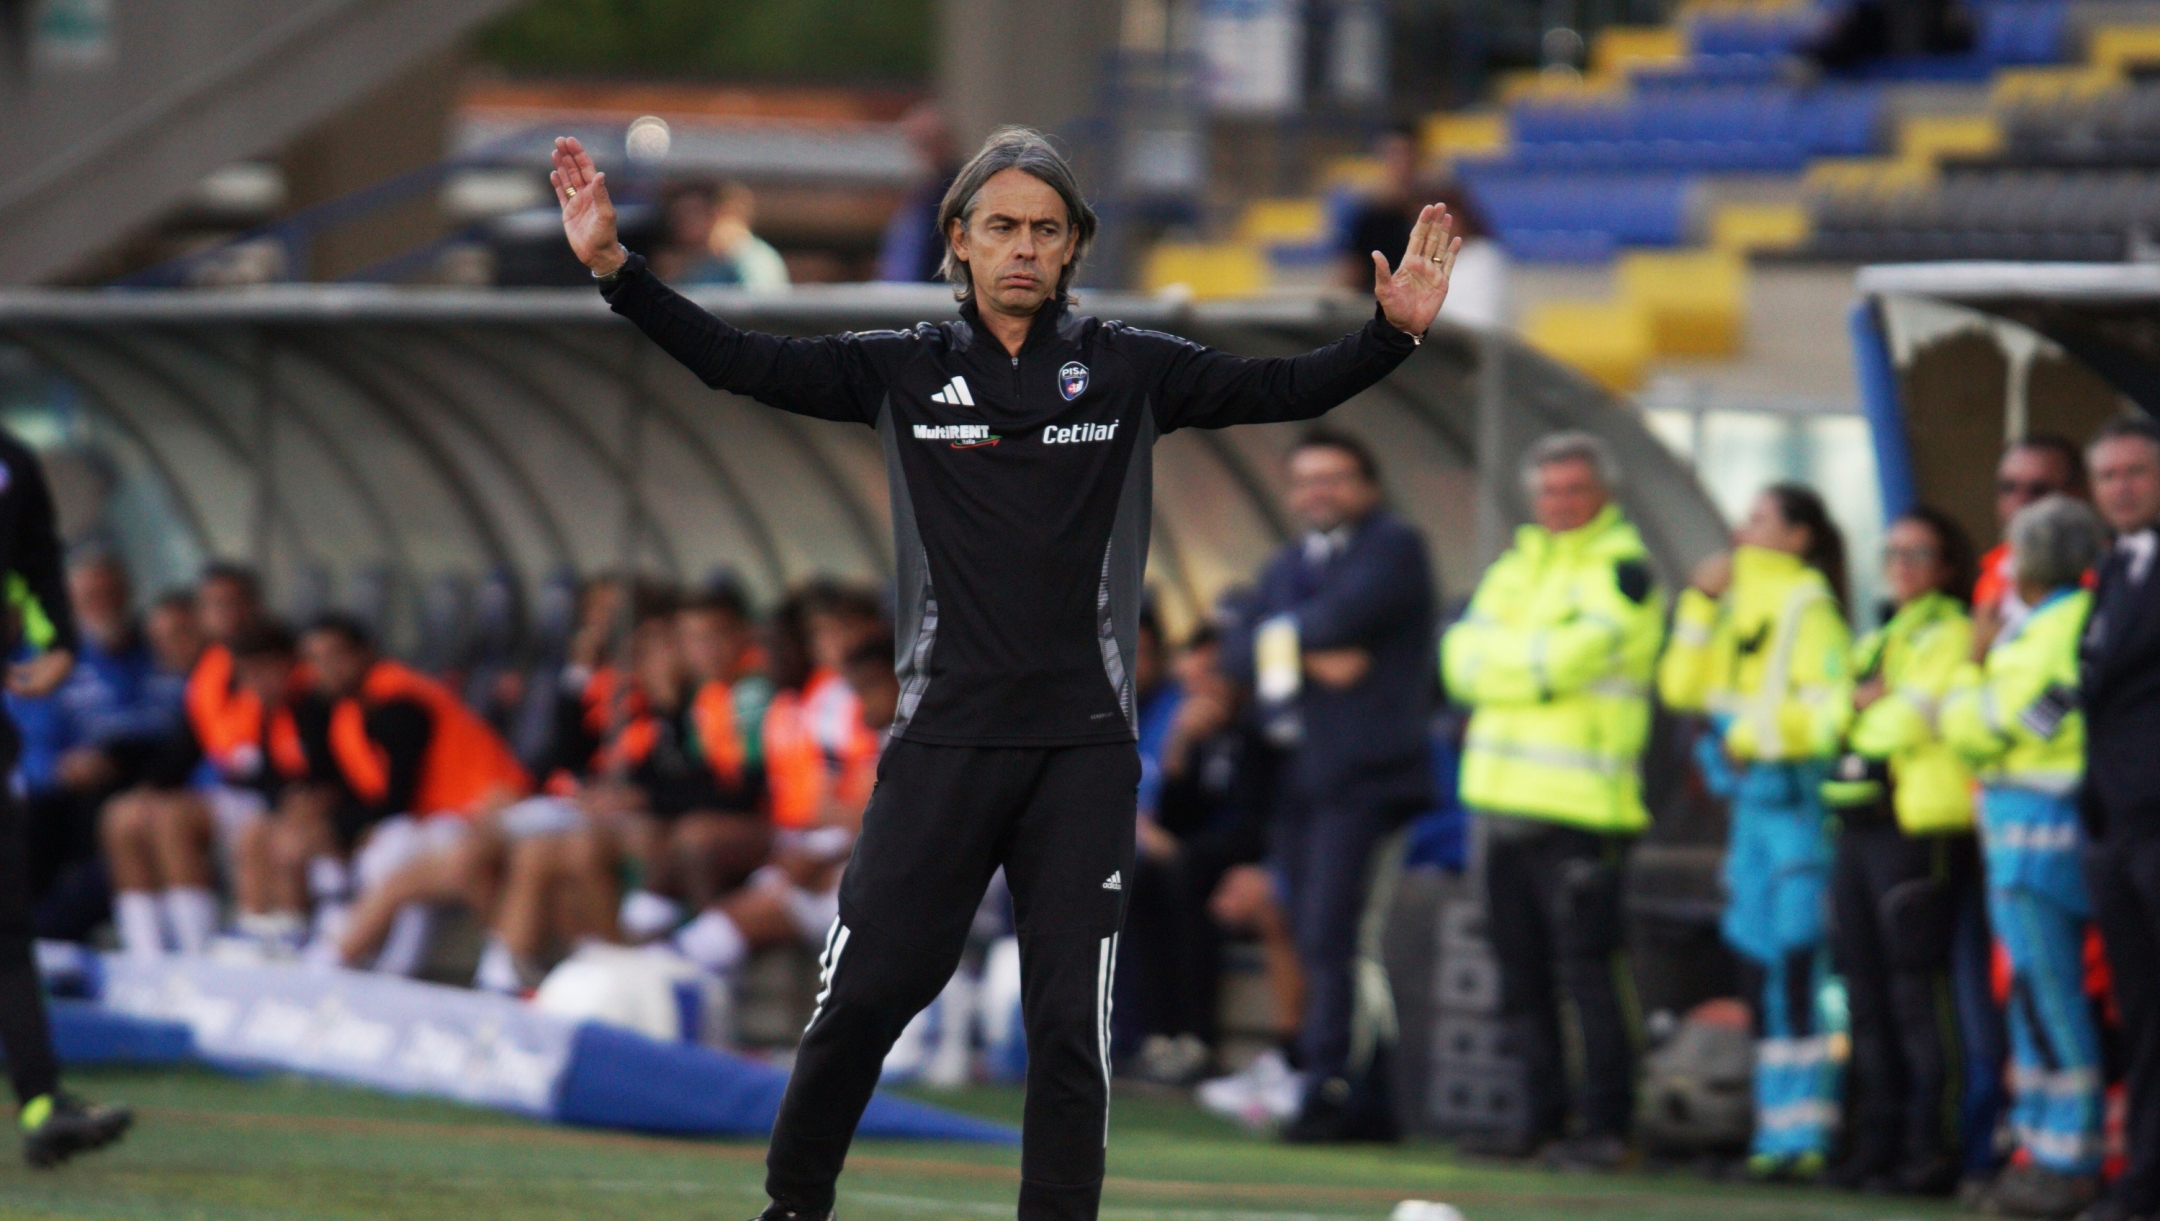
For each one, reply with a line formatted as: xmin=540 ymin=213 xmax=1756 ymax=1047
xmin=8 ymin=413 xmax=2160 ymax=1221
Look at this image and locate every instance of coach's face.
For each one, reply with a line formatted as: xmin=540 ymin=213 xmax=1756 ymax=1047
xmin=950 ymin=168 xmax=1074 ymax=318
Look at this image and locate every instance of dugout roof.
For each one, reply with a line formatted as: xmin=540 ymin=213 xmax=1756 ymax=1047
xmin=0 ymin=285 xmax=1726 ymax=643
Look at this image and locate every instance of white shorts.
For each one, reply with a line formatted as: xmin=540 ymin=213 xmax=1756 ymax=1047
xmin=353 ymin=814 xmax=471 ymax=894
xmin=202 ymin=785 xmax=268 ymax=849
xmin=496 ymin=796 xmax=587 ymax=841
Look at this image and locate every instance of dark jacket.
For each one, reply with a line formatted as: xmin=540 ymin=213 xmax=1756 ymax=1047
xmin=1229 ymin=510 xmax=1436 ymax=802
xmin=2080 ymin=526 xmax=2160 ymax=842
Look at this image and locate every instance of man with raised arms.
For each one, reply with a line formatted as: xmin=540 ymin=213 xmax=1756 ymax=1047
xmin=551 ymin=125 xmax=1458 ymax=1221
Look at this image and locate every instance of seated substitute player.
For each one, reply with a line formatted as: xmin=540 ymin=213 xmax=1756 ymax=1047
xmin=551 ymin=123 xmax=1457 ymax=1221
xmin=255 ymin=614 xmax=530 ymax=972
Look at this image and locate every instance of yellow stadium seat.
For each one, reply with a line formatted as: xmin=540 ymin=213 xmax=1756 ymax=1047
xmin=1711 ymin=202 xmax=1810 ymax=254
xmin=1495 ymin=66 xmax=1624 ymax=103
xmin=1320 ymin=155 xmax=1387 ymax=192
xmin=1141 ymin=243 xmax=1268 ymax=300
xmin=1240 ymin=199 xmax=1329 ymax=246
xmin=2089 ymin=25 xmax=2160 ymax=76
xmin=1990 ymin=65 xmax=2121 ymax=106
xmin=1805 ymin=155 xmax=1937 ymax=194
xmin=1522 ymin=300 xmax=1655 ymax=392
xmin=1421 ymin=111 xmax=1509 ymax=164
xmin=1897 ymin=113 xmax=2001 ymax=164
xmin=1617 ymin=250 xmax=1748 ymax=358
xmin=1592 ymin=26 xmax=1687 ymax=77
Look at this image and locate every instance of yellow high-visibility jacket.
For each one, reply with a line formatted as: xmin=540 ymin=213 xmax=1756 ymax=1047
xmin=1823 ymin=591 xmax=1976 ymax=834
xmin=1941 ymin=589 xmax=2089 ymax=795
xmin=1658 ymin=545 xmax=1850 ymax=762
xmin=1442 ymin=504 xmax=1665 ymax=832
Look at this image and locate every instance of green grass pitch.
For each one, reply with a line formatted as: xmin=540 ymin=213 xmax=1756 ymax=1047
xmin=0 ymin=1068 xmax=1977 ymax=1221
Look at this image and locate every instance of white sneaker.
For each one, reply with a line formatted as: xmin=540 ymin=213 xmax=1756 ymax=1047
xmin=1197 ymin=1049 xmax=1303 ymax=1129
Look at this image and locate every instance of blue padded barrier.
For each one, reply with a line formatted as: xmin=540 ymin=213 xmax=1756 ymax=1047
xmin=41 ymin=1000 xmax=194 ymax=1066
xmin=556 ymin=1023 xmax=1019 ymax=1142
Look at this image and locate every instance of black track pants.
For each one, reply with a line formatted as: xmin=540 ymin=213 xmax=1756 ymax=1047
xmin=0 ymin=791 xmax=60 ymax=1106
xmin=765 ymin=740 xmax=1139 ymax=1221
xmin=1829 ymin=821 xmax=1972 ymax=1174
xmin=2086 ymin=834 xmax=2160 ymax=1215
xmin=1480 ymin=814 xmax=1636 ymax=1140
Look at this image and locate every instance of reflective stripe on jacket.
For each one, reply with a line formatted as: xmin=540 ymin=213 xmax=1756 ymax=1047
xmin=1942 ymin=589 xmax=2088 ymax=795
xmin=328 ymin=660 xmax=530 ymax=816
xmin=1658 ymin=545 xmax=1849 ymax=762
xmin=1442 ymin=504 xmax=1664 ymax=831
xmin=1823 ymin=591 xmax=1977 ymax=834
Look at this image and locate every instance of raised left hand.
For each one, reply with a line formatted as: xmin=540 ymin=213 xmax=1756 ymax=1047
xmin=1372 ymin=203 xmax=1461 ymax=339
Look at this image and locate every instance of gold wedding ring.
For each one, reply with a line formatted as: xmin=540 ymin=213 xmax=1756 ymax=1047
xmin=567 ymin=187 xmax=578 ymax=198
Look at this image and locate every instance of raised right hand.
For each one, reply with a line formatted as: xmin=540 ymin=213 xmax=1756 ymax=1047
xmin=551 ymin=136 xmax=625 ymax=275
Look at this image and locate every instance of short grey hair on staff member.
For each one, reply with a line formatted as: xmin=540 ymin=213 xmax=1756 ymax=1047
xmin=936 ymin=126 xmax=1099 ymax=303
xmin=2009 ymin=494 xmax=2108 ymax=590
xmin=1520 ymin=430 xmax=1622 ymax=494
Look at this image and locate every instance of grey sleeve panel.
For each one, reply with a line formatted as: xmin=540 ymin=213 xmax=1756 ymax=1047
xmin=879 ymin=399 xmax=940 ymax=738
xmin=1098 ymin=404 xmax=1158 ymax=732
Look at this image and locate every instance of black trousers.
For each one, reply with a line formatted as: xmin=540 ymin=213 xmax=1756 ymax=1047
xmin=1829 ymin=820 xmax=1974 ymax=1172
xmin=766 ymin=740 xmax=1139 ymax=1221
xmin=1274 ymin=785 xmax=1414 ymax=1099
xmin=0 ymin=789 xmax=61 ymax=1106
xmin=2086 ymin=833 xmax=2160 ymax=1214
xmin=1480 ymin=814 xmax=1635 ymax=1140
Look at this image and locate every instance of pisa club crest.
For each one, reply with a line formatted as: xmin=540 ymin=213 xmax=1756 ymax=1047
xmin=1058 ymin=361 xmax=1090 ymax=401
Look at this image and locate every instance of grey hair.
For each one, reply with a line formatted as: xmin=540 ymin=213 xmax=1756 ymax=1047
xmin=2009 ymin=494 xmax=2108 ymax=591
xmin=1520 ymin=430 xmax=1622 ymax=495
xmin=936 ymin=126 xmax=1098 ymax=303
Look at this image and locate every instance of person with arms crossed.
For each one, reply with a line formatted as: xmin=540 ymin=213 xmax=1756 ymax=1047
xmin=551 ymin=124 xmax=1457 ymax=1221
xmin=0 ymin=429 xmax=132 ymax=1166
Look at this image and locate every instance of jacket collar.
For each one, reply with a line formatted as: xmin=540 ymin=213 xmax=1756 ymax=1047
xmin=958 ymin=295 xmax=1069 ymax=357
xmin=1519 ymin=502 xmax=1624 ymax=555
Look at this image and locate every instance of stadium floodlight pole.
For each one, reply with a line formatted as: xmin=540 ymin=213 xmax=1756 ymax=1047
xmin=552 ymin=129 xmax=1457 ymax=1221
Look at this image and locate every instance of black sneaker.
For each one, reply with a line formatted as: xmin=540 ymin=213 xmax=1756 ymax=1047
xmin=2071 ymin=1199 xmax=2154 ymax=1221
xmin=21 ymin=1092 xmax=132 ymax=1169
xmin=1984 ymin=1166 xmax=2100 ymax=1219
xmin=751 ymin=1205 xmax=832 ymax=1221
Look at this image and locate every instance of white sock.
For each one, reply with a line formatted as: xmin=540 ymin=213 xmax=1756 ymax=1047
xmin=115 ymin=891 xmax=165 ymax=959
xmin=373 ymin=904 xmax=432 ymax=976
xmin=473 ymin=936 xmax=523 ymax=994
xmin=237 ymin=911 xmax=306 ymax=949
xmin=306 ymin=901 xmax=351 ymax=967
xmin=619 ymin=889 xmax=684 ymax=941
xmin=162 ymin=887 xmax=219 ymax=956
xmin=307 ymin=855 xmax=351 ymax=901
xmin=672 ymin=909 xmax=747 ymax=975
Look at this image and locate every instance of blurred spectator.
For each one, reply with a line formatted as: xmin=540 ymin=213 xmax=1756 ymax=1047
xmin=1225 ymin=429 xmax=1434 ymax=1144
xmin=1440 ymin=433 xmax=1663 ymax=1169
xmin=1943 ymin=495 xmax=2110 ymax=1219
xmin=680 ymin=182 xmax=790 ymax=291
xmin=877 ymin=101 xmax=962 ymax=283
xmin=2077 ymin=416 xmax=2160 ymax=1221
xmin=1821 ymin=508 xmax=1979 ymax=1195
xmin=9 ymin=553 xmax=190 ymax=942
xmin=650 ymin=183 xmax=720 ymax=283
xmin=1809 ymin=0 xmax=1974 ymax=71
xmin=1339 ymin=127 xmax=1505 ymax=329
xmin=1975 ymin=437 xmax=2087 ymax=639
xmin=1659 ymin=484 xmax=1851 ymax=1179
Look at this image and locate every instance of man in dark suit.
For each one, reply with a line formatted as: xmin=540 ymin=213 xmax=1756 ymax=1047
xmin=2078 ymin=414 xmax=2160 ymax=1221
xmin=1227 ymin=429 xmax=1435 ymax=1143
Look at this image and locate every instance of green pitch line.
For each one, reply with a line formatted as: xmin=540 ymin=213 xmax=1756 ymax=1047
xmin=0 ymin=1068 xmax=1975 ymax=1221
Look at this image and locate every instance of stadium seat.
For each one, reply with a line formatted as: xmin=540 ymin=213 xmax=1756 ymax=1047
xmin=1618 ymin=250 xmax=1748 ymax=357
xmin=1522 ymin=299 xmax=1655 ymax=391
xmin=1141 ymin=242 xmax=1269 ymax=300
